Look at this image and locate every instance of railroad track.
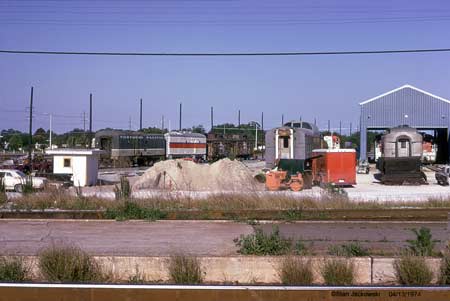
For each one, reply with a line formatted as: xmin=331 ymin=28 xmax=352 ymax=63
xmin=0 ymin=284 xmax=449 ymax=301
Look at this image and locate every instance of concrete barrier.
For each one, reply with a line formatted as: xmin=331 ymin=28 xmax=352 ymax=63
xmin=6 ymin=256 xmax=442 ymax=285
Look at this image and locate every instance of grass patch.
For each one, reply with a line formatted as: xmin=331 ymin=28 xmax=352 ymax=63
xmin=0 ymin=257 xmax=30 ymax=282
xmin=168 ymin=255 xmax=203 ymax=284
xmin=105 ymin=200 xmax=167 ymax=221
xmin=406 ymin=227 xmax=437 ymax=256
xmin=38 ymin=244 xmax=106 ymax=283
xmin=278 ymin=256 xmax=313 ymax=285
xmin=440 ymin=253 xmax=450 ymax=284
xmin=321 ymin=259 xmax=354 ymax=285
xmin=128 ymin=265 xmax=146 ymax=284
xmin=394 ymin=255 xmax=433 ymax=285
xmin=234 ymin=226 xmax=292 ymax=255
xmin=328 ymin=242 xmax=369 ymax=257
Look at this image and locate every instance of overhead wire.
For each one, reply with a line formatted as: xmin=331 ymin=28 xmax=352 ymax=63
xmin=1 ymin=48 xmax=450 ymax=56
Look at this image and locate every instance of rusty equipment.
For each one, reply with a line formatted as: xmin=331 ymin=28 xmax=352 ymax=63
xmin=265 ymin=158 xmax=317 ymax=192
xmin=265 ymin=170 xmax=304 ymax=191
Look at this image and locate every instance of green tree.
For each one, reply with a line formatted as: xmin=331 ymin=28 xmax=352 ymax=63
xmin=8 ymin=134 xmax=23 ymax=150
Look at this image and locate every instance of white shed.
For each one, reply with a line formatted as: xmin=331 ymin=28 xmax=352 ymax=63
xmin=46 ymin=149 xmax=104 ymax=187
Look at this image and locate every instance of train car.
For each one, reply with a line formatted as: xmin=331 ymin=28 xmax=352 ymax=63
xmin=265 ymin=120 xmax=321 ymax=168
xmin=312 ymin=149 xmax=357 ymax=186
xmin=206 ymin=132 xmax=255 ymax=160
xmin=94 ymin=130 xmax=165 ymax=167
xmin=376 ymin=126 xmax=427 ymax=185
xmin=165 ymin=131 xmax=207 ymax=161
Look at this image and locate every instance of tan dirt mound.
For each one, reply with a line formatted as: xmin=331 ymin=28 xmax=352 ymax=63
xmin=132 ymin=158 xmax=262 ymax=191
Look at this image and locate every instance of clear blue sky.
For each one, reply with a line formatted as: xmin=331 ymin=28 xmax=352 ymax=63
xmin=1 ymin=0 xmax=450 ymax=134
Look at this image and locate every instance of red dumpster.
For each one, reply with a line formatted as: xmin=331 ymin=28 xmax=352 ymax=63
xmin=312 ymin=149 xmax=356 ymax=186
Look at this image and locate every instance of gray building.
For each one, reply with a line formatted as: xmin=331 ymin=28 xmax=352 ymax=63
xmin=360 ymin=84 xmax=450 ymax=163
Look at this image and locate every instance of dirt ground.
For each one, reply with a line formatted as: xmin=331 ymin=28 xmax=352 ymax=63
xmin=71 ymin=161 xmax=450 ymax=202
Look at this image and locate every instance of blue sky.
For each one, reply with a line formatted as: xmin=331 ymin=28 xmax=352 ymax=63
xmin=1 ymin=0 xmax=450 ymax=134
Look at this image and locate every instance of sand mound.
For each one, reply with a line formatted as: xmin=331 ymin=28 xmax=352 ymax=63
xmin=132 ymin=158 xmax=262 ymax=191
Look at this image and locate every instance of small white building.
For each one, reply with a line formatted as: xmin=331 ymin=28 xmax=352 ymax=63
xmin=46 ymin=149 xmax=104 ymax=187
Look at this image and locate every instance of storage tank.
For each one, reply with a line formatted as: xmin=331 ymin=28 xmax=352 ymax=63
xmin=265 ymin=120 xmax=321 ymax=168
xmin=376 ymin=126 xmax=427 ymax=184
xmin=165 ymin=131 xmax=207 ymax=160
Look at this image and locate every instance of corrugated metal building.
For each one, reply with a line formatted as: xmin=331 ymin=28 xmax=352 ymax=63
xmin=360 ymin=84 xmax=450 ymax=163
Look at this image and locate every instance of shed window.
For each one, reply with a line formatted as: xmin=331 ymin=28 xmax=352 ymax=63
xmin=63 ymin=158 xmax=71 ymax=167
xmin=283 ymin=137 xmax=289 ymax=148
xmin=400 ymin=141 xmax=406 ymax=148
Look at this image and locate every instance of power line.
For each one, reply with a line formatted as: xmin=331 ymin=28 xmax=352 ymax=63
xmin=1 ymin=48 xmax=450 ymax=57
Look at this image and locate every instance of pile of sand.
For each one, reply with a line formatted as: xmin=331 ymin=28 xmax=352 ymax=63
xmin=132 ymin=158 xmax=262 ymax=191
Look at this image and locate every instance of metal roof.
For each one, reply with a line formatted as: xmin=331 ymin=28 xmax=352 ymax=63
xmin=360 ymin=84 xmax=450 ymax=106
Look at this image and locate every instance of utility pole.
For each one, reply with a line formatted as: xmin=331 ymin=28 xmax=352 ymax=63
xmin=28 ymin=87 xmax=33 ymax=161
xmin=139 ymin=98 xmax=143 ymax=131
xmin=83 ymin=111 xmax=86 ymax=132
xmin=314 ymin=118 xmax=317 ymax=125
xmin=161 ymin=115 xmax=165 ymax=131
xmin=255 ymin=122 xmax=258 ymax=151
xmin=238 ymin=110 xmax=240 ymax=128
xmin=129 ymin=116 xmax=132 ymax=130
xmin=339 ymin=120 xmax=342 ymax=136
xmin=350 ymin=122 xmax=353 ymax=136
xmin=261 ymin=112 xmax=264 ymax=131
xmin=49 ymin=114 xmax=52 ymax=149
xmin=179 ymin=102 xmax=182 ymax=131
xmin=89 ymin=93 xmax=93 ymax=133
xmin=210 ymin=106 xmax=214 ymax=131
xmin=281 ymin=114 xmax=284 ymax=126
xmin=328 ymin=120 xmax=331 ymax=133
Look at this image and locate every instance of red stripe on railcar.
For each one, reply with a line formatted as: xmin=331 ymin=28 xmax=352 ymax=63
xmin=169 ymin=143 xmax=207 ymax=148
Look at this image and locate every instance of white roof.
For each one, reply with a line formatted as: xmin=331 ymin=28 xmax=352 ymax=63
xmin=46 ymin=149 xmax=105 ymax=156
xmin=359 ymin=84 xmax=450 ymax=105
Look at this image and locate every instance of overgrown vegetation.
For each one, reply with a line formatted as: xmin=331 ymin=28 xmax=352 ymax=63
xmin=128 ymin=265 xmax=146 ymax=284
xmin=328 ymin=242 xmax=369 ymax=257
xmin=114 ymin=177 xmax=131 ymax=200
xmin=278 ymin=256 xmax=313 ymax=285
xmin=5 ymin=190 xmax=450 ymax=213
xmin=440 ymin=252 xmax=450 ymax=284
xmin=234 ymin=226 xmax=292 ymax=255
xmin=0 ymin=257 xmax=30 ymax=282
xmin=321 ymin=259 xmax=354 ymax=285
xmin=394 ymin=255 xmax=433 ymax=285
xmin=168 ymin=255 xmax=203 ymax=284
xmin=38 ymin=244 xmax=106 ymax=283
xmin=406 ymin=227 xmax=437 ymax=256
xmin=105 ymin=200 xmax=167 ymax=221
xmin=0 ymin=177 xmax=6 ymax=205
xmin=22 ymin=176 xmax=34 ymax=194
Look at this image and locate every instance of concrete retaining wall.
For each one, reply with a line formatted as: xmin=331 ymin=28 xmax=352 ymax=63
xmin=11 ymin=256 xmax=443 ymax=285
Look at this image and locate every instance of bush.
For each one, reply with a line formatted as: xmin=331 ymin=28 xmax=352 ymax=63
xmin=38 ymin=244 xmax=105 ymax=283
xmin=105 ymin=201 xmax=167 ymax=221
xmin=394 ymin=255 xmax=433 ymax=285
xmin=406 ymin=227 xmax=436 ymax=256
xmin=328 ymin=242 xmax=369 ymax=257
xmin=0 ymin=257 xmax=30 ymax=282
xmin=114 ymin=177 xmax=131 ymax=200
xmin=440 ymin=253 xmax=450 ymax=284
xmin=168 ymin=255 xmax=203 ymax=284
xmin=321 ymin=259 xmax=354 ymax=285
xmin=279 ymin=256 xmax=313 ymax=285
xmin=234 ymin=226 xmax=292 ymax=255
